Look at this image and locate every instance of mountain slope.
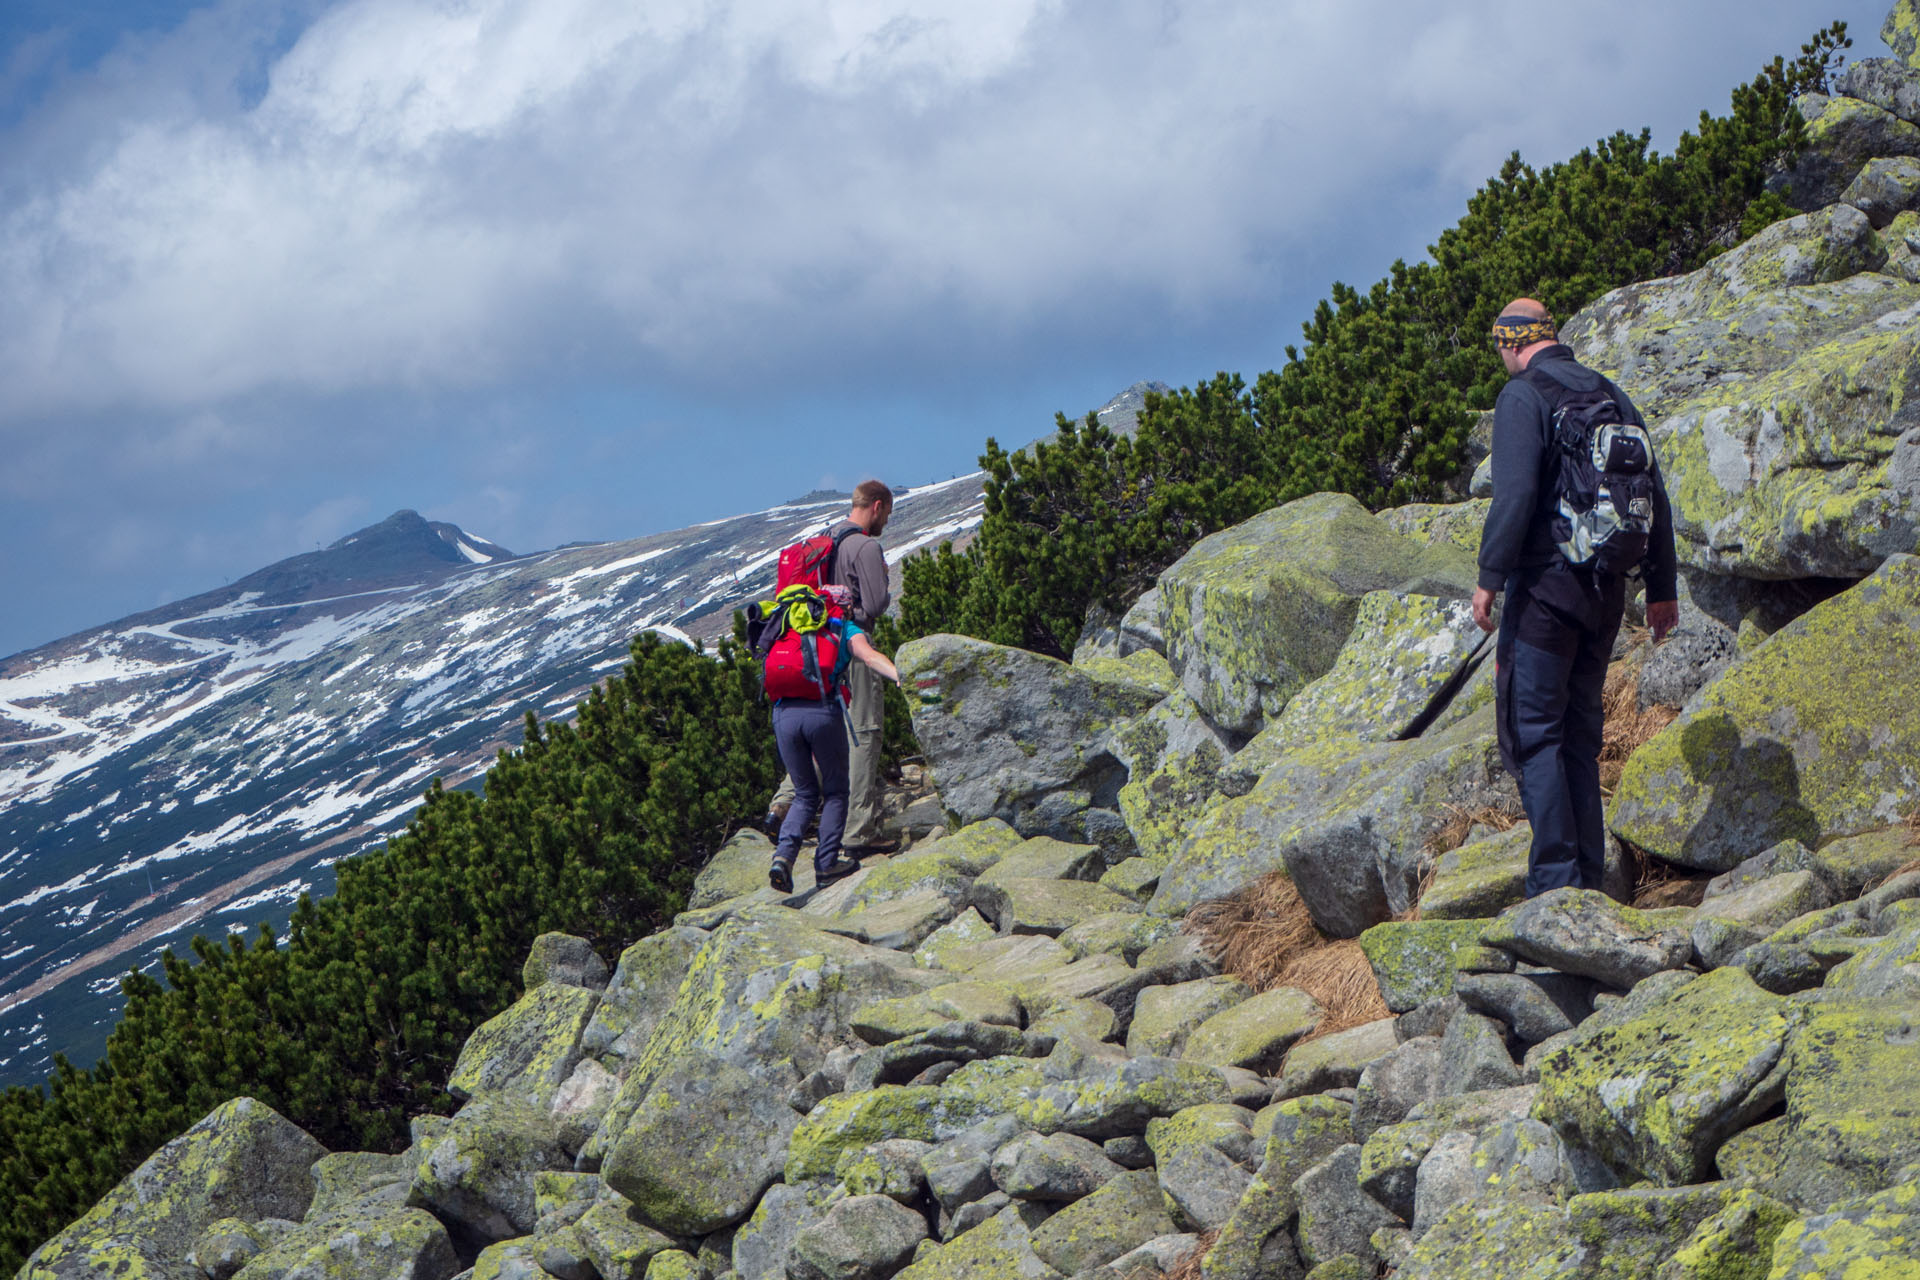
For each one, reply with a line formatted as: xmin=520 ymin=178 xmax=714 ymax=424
xmin=0 ymin=477 xmax=984 ymax=1088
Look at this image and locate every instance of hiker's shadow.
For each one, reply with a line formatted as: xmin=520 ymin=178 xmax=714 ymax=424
xmin=1674 ymin=713 xmax=1819 ymax=862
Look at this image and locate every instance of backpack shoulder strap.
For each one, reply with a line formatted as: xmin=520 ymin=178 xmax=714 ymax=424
xmin=827 ymin=524 xmax=861 ymax=584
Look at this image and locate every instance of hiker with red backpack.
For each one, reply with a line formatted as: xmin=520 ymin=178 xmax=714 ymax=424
xmin=747 ymin=508 xmax=901 ymax=893
xmin=762 ymin=482 xmax=899 ymax=854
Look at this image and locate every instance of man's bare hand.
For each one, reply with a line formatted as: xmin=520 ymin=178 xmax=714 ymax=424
xmin=1472 ymin=586 xmax=1498 ymax=634
xmin=1647 ymin=599 xmax=1679 ymax=643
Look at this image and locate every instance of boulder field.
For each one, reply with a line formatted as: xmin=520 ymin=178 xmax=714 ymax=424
xmin=23 ymin=19 xmax=1920 ymax=1280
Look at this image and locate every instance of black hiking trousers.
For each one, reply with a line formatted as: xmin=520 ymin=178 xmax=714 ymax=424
xmin=1496 ymin=562 xmax=1626 ymax=897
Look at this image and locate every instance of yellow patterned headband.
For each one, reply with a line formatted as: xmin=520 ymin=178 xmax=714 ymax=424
xmin=1491 ymin=314 xmax=1558 ymax=349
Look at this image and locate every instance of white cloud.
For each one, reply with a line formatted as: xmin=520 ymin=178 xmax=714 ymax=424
xmin=0 ymin=0 xmax=1888 ymax=429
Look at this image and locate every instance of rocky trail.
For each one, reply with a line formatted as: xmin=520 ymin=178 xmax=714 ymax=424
xmin=22 ymin=17 xmax=1920 ymax=1280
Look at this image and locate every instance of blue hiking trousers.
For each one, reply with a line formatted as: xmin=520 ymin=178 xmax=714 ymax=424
xmin=1496 ymin=562 xmax=1626 ymax=897
xmin=771 ymin=697 xmax=850 ymax=874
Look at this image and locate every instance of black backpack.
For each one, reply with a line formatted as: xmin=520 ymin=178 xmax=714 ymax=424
xmin=1523 ymin=366 xmax=1658 ymax=576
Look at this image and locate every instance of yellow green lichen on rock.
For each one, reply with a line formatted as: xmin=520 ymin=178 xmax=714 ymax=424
xmin=1532 ymin=967 xmax=1798 ymax=1186
xmin=1255 ymin=589 xmax=1484 ymax=753
xmin=785 ymin=1086 xmax=1003 ymax=1182
xmin=1358 ymin=917 xmax=1494 ymax=1012
xmin=1888 ymin=0 xmax=1920 ymax=65
xmin=21 ymin=1098 xmax=326 ymax=1280
xmin=1655 ymin=1187 xmax=1797 ymax=1280
xmin=1027 ymin=1169 xmax=1178 ymax=1274
xmin=1611 ymin=556 xmax=1920 ymax=872
xmin=850 ymin=981 xmax=1022 ymax=1043
xmin=1179 ymin=986 xmax=1322 ymax=1074
xmin=1111 ymin=687 xmax=1241 ymax=868
xmin=580 ymin=908 xmax=943 ymax=1166
xmin=1155 ymin=491 xmax=1475 ymax=737
xmin=1395 ymin=1197 xmax=1584 ymax=1279
xmin=600 ymin=1053 xmax=802 ymax=1236
xmin=1563 ymin=1184 xmax=1746 ymax=1278
xmin=448 ymin=981 xmax=600 ymax=1108
xmin=1073 ymin=649 xmax=1179 ymax=700
xmin=1759 ymin=998 xmax=1920 ymax=1211
xmin=1151 ymin=707 xmax=1511 ymax=934
xmin=1378 ymin=499 xmax=1493 ymax=554
xmin=1764 ymin=1177 xmax=1920 ymax=1278
xmin=574 ymin=1193 xmax=678 ymax=1280
xmin=892 ymin=1205 xmax=1061 ymax=1279
xmin=1419 ymin=824 xmax=1533 ymax=920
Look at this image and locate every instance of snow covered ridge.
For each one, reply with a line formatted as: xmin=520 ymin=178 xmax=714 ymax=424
xmin=0 ymin=477 xmax=985 ymax=1088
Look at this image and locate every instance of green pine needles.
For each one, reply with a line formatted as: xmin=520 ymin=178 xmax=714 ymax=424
xmin=0 ymin=630 xmax=782 ymax=1274
xmin=901 ymin=23 xmax=1851 ymax=660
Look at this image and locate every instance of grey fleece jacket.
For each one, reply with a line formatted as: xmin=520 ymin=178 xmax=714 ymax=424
xmin=829 ymin=518 xmax=891 ymax=627
xmin=1477 ymin=346 xmax=1679 ymax=603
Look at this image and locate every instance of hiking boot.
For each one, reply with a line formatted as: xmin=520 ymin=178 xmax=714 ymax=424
xmin=840 ymin=839 xmax=899 ymax=857
xmin=813 ymin=855 xmax=864 ymax=888
xmin=769 ymin=860 xmax=795 ymax=894
xmin=763 ymin=802 xmax=791 ymax=836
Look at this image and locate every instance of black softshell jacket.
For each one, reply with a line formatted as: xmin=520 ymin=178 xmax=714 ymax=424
xmin=1476 ymin=346 xmax=1679 ymax=603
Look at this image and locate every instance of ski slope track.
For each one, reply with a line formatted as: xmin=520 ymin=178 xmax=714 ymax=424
xmin=0 ymin=479 xmax=985 ymax=1088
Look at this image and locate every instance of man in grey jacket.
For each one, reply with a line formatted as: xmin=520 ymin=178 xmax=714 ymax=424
xmin=766 ymin=481 xmax=899 ymax=855
xmin=1473 ymin=298 xmax=1678 ymax=897
xmin=829 ymin=480 xmax=897 ymax=855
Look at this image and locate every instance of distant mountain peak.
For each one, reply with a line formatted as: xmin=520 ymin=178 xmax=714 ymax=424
xmin=232 ymin=510 xmax=515 ymax=606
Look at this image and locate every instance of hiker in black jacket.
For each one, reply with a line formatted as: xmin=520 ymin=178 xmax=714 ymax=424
xmin=1472 ymin=298 xmax=1680 ymax=897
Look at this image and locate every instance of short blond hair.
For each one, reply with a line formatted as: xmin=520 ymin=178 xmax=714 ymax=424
xmin=852 ymin=480 xmax=894 ymax=510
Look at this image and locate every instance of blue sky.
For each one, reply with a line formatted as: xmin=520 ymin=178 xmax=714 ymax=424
xmin=0 ymin=0 xmax=1895 ymax=658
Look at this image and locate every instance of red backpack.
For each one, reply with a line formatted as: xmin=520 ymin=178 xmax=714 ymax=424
xmin=777 ymin=526 xmax=859 ymax=594
xmin=748 ymin=584 xmax=853 ymax=703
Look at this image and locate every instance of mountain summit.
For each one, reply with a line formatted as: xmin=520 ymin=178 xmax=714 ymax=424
xmin=233 ymin=510 xmax=515 ymax=607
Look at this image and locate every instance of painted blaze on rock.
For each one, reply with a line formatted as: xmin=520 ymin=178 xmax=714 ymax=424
xmin=1611 ymin=555 xmax=1920 ymax=872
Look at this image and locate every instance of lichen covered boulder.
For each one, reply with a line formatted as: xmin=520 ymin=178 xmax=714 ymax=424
xmin=1155 ymin=492 xmax=1475 ymax=737
xmin=409 ymin=1097 xmax=574 ymax=1243
xmin=1611 ymin=556 xmax=1920 ymax=871
xmin=899 ymin=634 xmax=1160 ymax=848
xmin=1776 ymin=98 xmax=1920 ymax=209
xmin=1110 ymin=691 xmax=1238 ymax=868
xmin=1480 ymin=888 xmax=1692 ymax=990
xmin=581 ymin=908 xmax=943 ymax=1166
xmin=1531 ymin=967 xmax=1796 ymax=1185
xmin=1152 ymin=713 xmax=1513 ymax=935
xmin=1761 ymin=999 xmax=1920 ymax=1211
xmin=581 ymin=926 xmax=706 ymax=1062
xmin=1255 ymin=590 xmax=1484 ymax=752
xmin=1028 ymin=1169 xmax=1177 ymax=1274
xmin=21 ymin=1098 xmax=325 ymax=1280
xmin=1180 ymin=987 xmax=1322 ymax=1074
xmin=449 ymin=981 xmax=600 ymax=1108
xmin=234 ymin=1205 xmax=459 ymax=1280
xmin=1358 ymin=918 xmax=1493 ymax=1012
xmin=1765 ymin=1177 xmax=1920 ymax=1278
xmin=600 ymin=1054 xmax=801 ymax=1236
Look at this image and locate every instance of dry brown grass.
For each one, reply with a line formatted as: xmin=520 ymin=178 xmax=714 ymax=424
xmin=1184 ymin=872 xmax=1321 ymax=992
xmin=1907 ymin=807 xmax=1920 ymax=849
xmin=1164 ymin=1229 xmax=1219 ymax=1280
xmin=1183 ymin=873 xmax=1391 ymax=1047
xmin=1278 ymin=938 xmax=1392 ymax=1038
xmin=1621 ymin=836 xmax=1711 ymax=910
xmin=1425 ymin=800 xmax=1524 ymax=859
xmin=1601 ymin=657 xmax=1680 ymax=794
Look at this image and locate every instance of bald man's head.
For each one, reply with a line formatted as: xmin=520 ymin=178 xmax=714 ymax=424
xmin=1491 ymin=297 xmax=1560 ymax=371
